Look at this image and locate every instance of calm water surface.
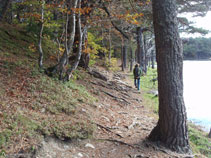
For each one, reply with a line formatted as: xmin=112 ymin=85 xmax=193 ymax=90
xmin=183 ymin=61 xmax=211 ymax=132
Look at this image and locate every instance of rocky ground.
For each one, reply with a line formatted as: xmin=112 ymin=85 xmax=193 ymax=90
xmin=34 ymin=69 xmax=198 ymax=158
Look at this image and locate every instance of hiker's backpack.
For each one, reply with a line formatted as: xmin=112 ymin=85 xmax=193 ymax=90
xmin=134 ymin=67 xmax=141 ymax=78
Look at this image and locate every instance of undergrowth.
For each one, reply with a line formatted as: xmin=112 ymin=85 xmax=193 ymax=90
xmin=140 ymin=68 xmax=158 ymax=114
xmin=188 ymin=123 xmax=211 ymax=158
xmin=0 ymin=24 xmax=96 ymax=156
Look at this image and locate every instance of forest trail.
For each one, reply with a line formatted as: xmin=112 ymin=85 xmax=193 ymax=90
xmin=35 ymin=68 xmax=195 ymax=158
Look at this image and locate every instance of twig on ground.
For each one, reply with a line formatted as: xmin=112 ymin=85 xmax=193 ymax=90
xmin=94 ymin=122 xmax=124 ymax=138
xmin=97 ymin=138 xmax=135 ymax=148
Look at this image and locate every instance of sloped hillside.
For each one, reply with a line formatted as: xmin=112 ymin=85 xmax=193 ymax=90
xmin=0 ymin=24 xmax=95 ymax=156
xmin=0 ymin=24 xmax=210 ymax=158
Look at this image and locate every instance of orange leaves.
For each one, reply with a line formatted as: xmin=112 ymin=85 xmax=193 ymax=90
xmin=139 ymin=0 xmax=151 ymax=6
xmin=23 ymin=13 xmax=41 ymax=20
xmin=114 ymin=12 xmax=144 ymax=25
xmin=83 ymin=47 xmax=91 ymax=54
xmin=71 ymin=7 xmax=92 ymax=15
xmin=58 ymin=7 xmax=92 ymax=15
xmin=49 ymin=55 xmax=57 ymax=60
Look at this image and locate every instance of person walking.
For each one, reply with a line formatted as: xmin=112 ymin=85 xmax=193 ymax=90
xmin=133 ymin=64 xmax=142 ymax=91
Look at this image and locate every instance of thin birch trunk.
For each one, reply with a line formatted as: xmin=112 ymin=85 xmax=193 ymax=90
xmin=64 ymin=0 xmax=83 ymax=81
xmin=67 ymin=0 xmax=78 ymax=53
xmin=38 ymin=0 xmax=44 ymax=69
xmin=47 ymin=0 xmax=78 ymax=78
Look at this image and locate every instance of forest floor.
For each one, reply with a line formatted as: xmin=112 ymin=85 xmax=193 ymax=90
xmin=34 ymin=67 xmax=199 ymax=158
xmin=0 ymin=24 xmax=209 ymax=158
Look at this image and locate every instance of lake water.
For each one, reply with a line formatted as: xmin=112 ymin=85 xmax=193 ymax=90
xmin=183 ymin=61 xmax=211 ymax=132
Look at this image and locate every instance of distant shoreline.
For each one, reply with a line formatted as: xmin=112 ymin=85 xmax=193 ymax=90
xmin=188 ymin=119 xmax=210 ymax=133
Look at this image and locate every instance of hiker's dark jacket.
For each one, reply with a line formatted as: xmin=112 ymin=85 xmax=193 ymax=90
xmin=133 ymin=67 xmax=142 ymax=79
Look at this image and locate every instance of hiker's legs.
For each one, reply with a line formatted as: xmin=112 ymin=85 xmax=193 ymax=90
xmin=134 ymin=79 xmax=137 ymax=87
xmin=137 ymin=78 xmax=140 ymax=90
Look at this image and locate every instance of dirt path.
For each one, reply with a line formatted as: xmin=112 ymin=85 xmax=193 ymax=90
xmin=35 ymin=70 xmax=194 ymax=158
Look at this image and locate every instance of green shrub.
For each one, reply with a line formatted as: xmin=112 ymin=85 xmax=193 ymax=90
xmin=188 ymin=124 xmax=211 ymax=157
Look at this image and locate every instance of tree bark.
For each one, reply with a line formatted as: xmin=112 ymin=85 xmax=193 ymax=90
xmin=108 ymin=26 xmax=112 ymax=65
xmin=129 ymin=46 xmax=134 ymax=72
xmin=123 ymin=42 xmax=127 ymax=69
xmin=151 ymin=50 xmax=155 ymax=69
xmin=143 ymin=34 xmax=148 ymax=73
xmin=38 ymin=0 xmax=44 ymax=69
xmin=136 ymin=27 xmax=145 ymax=71
xmin=0 ymin=0 xmax=11 ymax=22
xmin=46 ymin=0 xmax=78 ymax=78
xmin=79 ymin=28 xmax=89 ymax=69
xmin=148 ymin=0 xmax=191 ymax=154
xmin=64 ymin=0 xmax=83 ymax=81
xmin=121 ymin=40 xmax=125 ymax=71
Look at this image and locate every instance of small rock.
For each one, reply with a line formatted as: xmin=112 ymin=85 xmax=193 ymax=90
xmin=101 ymin=116 xmax=110 ymax=122
xmin=98 ymin=104 xmax=103 ymax=108
xmin=74 ymin=153 xmax=83 ymax=158
xmin=81 ymin=108 xmax=86 ymax=112
xmin=63 ymin=144 xmax=70 ymax=150
xmin=41 ymin=108 xmax=45 ymax=113
xmin=148 ymin=90 xmax=158 ymax=97
xmin=128 ymin=122 xmax=141 ymax=129
xmin=85 ymin=143 xmax=95 ymax=149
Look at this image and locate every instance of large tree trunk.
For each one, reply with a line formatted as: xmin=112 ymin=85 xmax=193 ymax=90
xmin=143 ymin=34 xmax=148 ymax=73
xmin=120 ymin=38 xmax=128 ymax=71
xmin=121 ymin=40 xmax=125 ymax=71
xmin=148 ymin=0 xmax=191 ymax=154
xmin=123 ymin=43 xmax=127 ymax=69
xmin=129 ymin=46 xmax=134 ymax=72
xmin=136 ymin=27 xmax=145 ymax=71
